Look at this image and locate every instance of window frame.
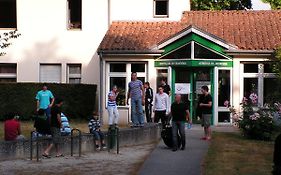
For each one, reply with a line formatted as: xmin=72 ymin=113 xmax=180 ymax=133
xmin=153 ymin=0 xmax=169 ymax=18
xmin=67 ymin=0 xmax=82 ymax=30
xmin=39 ymin=64 xmax=62 ymax=83
xmin=106 ymin=62 xmax=147 ymax=107
xmin=0 ymin=63 xmax=17 ymax=82
xmin=67 ymin=64 xmax=82 ymax=84
xmin=0 ymin=0 xmax=17 ymax=29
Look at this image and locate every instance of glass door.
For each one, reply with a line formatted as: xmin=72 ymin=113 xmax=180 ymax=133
xmin=215 ymin=68 xmax=232 ymax=124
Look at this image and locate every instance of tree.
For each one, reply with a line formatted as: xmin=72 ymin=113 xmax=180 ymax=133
xmin=191 ymin=0 xmax=252 ymax=10
xmin=0 ymin=30 xmax=21 ymax=56
xmin=262 ymin=0 xmax=281 ymax=9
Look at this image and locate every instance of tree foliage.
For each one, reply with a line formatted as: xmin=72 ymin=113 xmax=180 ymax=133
xmin=273 ymin=47 xmax=281 ymax=78
xmin=0 ymin=30 xmax=21 ymax=56
xmin=191 ymin=0 xmax=252 ymax=10
xmin=262 ymin=0 xmax=281 ymax=9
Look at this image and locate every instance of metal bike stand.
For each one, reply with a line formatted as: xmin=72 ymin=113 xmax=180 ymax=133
xmin=30 ymin=131 xmax=40 ymax=162
xmin=71 ymin=128 xmax=82 ymax=157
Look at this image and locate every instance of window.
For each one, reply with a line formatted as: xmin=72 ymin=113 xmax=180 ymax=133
xmin=154 ymin=0 xmax=169 ymax=17
xmin=242 ymin=62 xmax=277 ymax=105
xmin=108 ymin=62 xmax=147 ymax=106
xmin=156 ymin=69 xmax=168 ymax=88
xmin=162 ymin=43 xmax=191 ymax=59
xmin=0 ymin=64 xmax=16 ymax=82
xmin=40 ymin=64 xmax=61 ymax=83
xmin=68 ymin=64 xmax=81 ymax=84
xmin=67 ymin=0 xmax=82 ymax=29
xmin=0 ymin=0 xmax=17 ymax=28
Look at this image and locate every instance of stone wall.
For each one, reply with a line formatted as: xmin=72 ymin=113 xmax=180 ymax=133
xmin=0 ymin=124 xmax=161 ymax=161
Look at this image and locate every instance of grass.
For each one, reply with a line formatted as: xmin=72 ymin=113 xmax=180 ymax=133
xmin=0 ymin=120 xmax=129 ymax=140
xmin=203 ymin=132 xmax=274 ymax=175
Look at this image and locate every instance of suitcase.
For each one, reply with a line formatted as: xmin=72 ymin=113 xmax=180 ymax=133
xmin=161 ymin=125 xmax=181 ymax=148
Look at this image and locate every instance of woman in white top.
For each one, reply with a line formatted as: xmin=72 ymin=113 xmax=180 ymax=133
xmin=153 ymin=86 xmax=170 ymax=128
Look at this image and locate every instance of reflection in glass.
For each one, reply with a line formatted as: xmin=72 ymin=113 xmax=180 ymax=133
xmin=110 ymin=77 xmax=126 ymax=106
xmin=218 ymin=70 xmax=230 ymax=107
xmin=244 ymin=78 xmax=258 ymax=99
xmin=110 ymin=63 xmax=126 ymax=72
xmin=244 ymin=64 xmax=258 ymax=73
xmin=218 ymin=112 xmax=231 ymax=123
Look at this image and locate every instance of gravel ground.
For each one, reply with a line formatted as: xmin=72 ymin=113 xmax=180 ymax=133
xmin=0 ymin=143 xmax=156 ymax=175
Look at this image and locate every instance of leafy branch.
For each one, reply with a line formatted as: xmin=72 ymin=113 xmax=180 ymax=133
xmin=0 ymin=30 xmax=21 ymax=56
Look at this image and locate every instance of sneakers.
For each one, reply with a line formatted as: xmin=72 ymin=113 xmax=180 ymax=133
xmin=96 ymin=145 xmax=101 ymax=151
xmin=172 ymin=147 xmax=177 ymax=152
xmin=102 ymin=144 xmax=107 ymax=149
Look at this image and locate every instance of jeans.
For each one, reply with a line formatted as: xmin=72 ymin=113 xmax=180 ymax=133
xmin=172 ymin=121 xmax=185 ymax=149
xmin=131 ymin=98 xmax=144 ymax=126
xmin=91 ymin=130 xmax=105 ymax=141
xmin=107 ymin=106 xmax=119 ymax=125
xmin=145 ymin=103 xmax=152 ymax=122
xmin=154 ymin=110 xmax=167 ymax=128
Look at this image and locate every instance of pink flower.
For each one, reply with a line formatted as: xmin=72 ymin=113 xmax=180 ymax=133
xmin=249 ymin=93 xmax=258 ymax=104
xmin=224 ymin=100 xmax=229 ymax=107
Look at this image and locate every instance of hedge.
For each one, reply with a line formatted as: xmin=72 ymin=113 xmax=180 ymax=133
xmin=0 ymin=83 xmax=97 ymax=121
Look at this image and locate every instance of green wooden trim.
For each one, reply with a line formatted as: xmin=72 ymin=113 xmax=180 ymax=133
xmin=210 ymin=68 xmax=214 ymax=125
xmin=155 ymin=59 xmax=233 ymax=67
xmin=161 ymin=33 xmax=231 ymax=58
xmin=171 ymin=68 xmax=176 ymax=103
xmin=190 ymin=72 xmax=194 ymax=123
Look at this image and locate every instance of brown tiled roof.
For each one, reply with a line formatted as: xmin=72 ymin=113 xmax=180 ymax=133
xmin=99 ymin=10 xmax=281 ymax=51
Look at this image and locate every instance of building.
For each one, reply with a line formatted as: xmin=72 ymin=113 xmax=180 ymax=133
xmin=1 ymin=0 xmax=281 ymax=125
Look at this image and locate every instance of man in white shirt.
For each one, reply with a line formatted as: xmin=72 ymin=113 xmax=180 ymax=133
xmin=153 ymin=86 xmax=170 ymax=128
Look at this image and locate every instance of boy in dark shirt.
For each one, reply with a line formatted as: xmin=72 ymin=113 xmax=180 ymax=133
xmin=42 ymin=99 xmax=64 ymax=158
xmin=198 ymin=86 xmax=212 ymax=140
xmin=144 ymin=82 xmax=153 ymax=123
xmin=171 ymin=94 xmax=191 ymax=151
xmin=34 ymin=109 xmax=51 ymax=136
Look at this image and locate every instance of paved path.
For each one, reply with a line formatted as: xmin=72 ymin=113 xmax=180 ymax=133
xmin=138 ymin=125 xmax=210 ymax=175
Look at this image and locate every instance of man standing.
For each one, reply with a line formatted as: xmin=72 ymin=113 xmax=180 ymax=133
xmin=36 ymin=84 xmax=55 ymax=118
xmin=42 ymin=99 xmax=63 ymax=158
xmin=144 ymin=82 xmax=153 ymax=123
xmin=160 ymin=78 xmax=171 ymax=96
xmin=108 ymin=85 xmax=119 ymax=126
xmin=153 ymin=86 xmax=169 ymax=128
xmin=198 ymin=86 xmax=212 ymax=140
xmin=171 ymin=94 xmax=190 ymax=151
xmin=127 ymin=72 xmax=145 ymax=127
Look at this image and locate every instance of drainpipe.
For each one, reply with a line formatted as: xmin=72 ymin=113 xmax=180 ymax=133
xmin=99 ymin=52 xmax=104 ymax=124
xmin=107 ymin=0 xmax=111 ymax=28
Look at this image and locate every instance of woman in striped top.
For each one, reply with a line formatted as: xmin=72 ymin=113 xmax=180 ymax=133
xmin=107 ymin=85 xmax=119 ymax=126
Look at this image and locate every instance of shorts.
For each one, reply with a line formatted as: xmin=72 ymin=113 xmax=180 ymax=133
xmin=202 ymin=114 xmax=211 ymax=127
xmin=51 ymin=127 xmax=61 ymax=145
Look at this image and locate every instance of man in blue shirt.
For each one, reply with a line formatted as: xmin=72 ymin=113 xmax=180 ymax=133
xmin=36 ymin=84 xmax=55 ymax=118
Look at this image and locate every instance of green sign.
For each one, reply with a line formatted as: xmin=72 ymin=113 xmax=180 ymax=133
xmin=155 ymin=60 xmax=233 ymax=67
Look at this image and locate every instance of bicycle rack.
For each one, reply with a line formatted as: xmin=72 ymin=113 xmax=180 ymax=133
xmin=107 ymin=126 xmax=120 ymax=154
xmin=30 ymin=131 xmax=40 ymax=162
xmin=71 ymin=128 xmax=82 ymax=157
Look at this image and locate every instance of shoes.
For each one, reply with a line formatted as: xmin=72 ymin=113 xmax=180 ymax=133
xmin=42 ymin=153 xmax=51 ymax=158
xmin=96 ymin=145 xmax=101 ymax=151
xmin=172 ymin=148 xmax=177 ymax=152
xmin=180 ymin=147 xmax=185 ymax=150
xmin=55 ymin=154 xmax=64 ymax=157
xmin=200 ymin=137 xmax=207 ymax=140
xmin=102 ymin=144 xmax=107 ymax=149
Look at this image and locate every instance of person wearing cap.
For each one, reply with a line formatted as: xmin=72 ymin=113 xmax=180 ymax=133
xmin=36 ymin=84 xmax=55 ymax=118
xmin=107 ymin=85 xmax=119 ymax=126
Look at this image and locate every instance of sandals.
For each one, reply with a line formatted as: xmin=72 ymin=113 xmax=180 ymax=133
xmin=42 ymin=153 xmax=51 ymax=158
xmin=55 ymin=154 xmax=64 ymax=157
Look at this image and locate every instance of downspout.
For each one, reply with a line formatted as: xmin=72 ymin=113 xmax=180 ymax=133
xmin=99 ymin=52 xmax=104 ymax=124
xmin=107 ymin=0 xmax=111 ymax=28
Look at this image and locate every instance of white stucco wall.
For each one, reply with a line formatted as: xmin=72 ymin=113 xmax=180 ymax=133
xmin=110 ymin=0 xmax=190 ymax=22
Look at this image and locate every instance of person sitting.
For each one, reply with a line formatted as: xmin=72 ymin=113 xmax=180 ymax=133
xmin=33 ymin=109 xmax=51 ymax=138
xmin=88 ymin=112 xmax=106 ymax=150
xmin=60 ymin=113 xmax=71 ymax=136
xmin=4 ymin=113 xmax=25 ymax=141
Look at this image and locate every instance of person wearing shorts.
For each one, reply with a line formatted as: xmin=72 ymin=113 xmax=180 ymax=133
xmin=198 ymin=86 xmax=212 ymax=140
xmin=42 ymin=99 xmax=64 ymax=158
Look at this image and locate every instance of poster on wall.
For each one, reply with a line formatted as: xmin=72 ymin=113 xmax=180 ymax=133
xmin=196 ymin=81 xmax=211 ymax=94
xmin=175 ymin=83 xmax=190 ymax=94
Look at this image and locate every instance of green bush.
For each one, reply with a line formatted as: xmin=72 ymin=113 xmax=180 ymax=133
xmin=0 ymin=83 xmax=97 ymax=121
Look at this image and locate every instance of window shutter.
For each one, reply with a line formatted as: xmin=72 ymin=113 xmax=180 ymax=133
xmin=40 ymin=65 xmax=61 ymax=83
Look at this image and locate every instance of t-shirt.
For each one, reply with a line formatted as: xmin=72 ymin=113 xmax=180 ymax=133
xmin=50 ymin=105 xmax=61 ymax=128
xmin=128 ymin=80 xmax=143 ymax=100
xmin=61 ymin=113 xmax=71 ymax=135
xmin=107 ymin=91 xmax=117 ymax=107
xmin=154 ymin=93 xmax=169 ymax=112
xmin=162 ymin=84 xmax=171 ymax=95
xmin=88 ymin=118 xmax=101 ymax=132
xmin=198 ymin=94 xmax=212 ymax=114
xmin=34 ymin=114 xmax=51 ymax=135
xmin=4 ymin=119 xmax=20 ymax=141
xmin=171 ymin=102 xmax=189 ymax=122
xmin=35 ymin=90 xmax=54 ymax=109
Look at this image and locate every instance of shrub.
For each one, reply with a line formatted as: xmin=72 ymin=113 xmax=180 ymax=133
xmin=0 ymin=83 xmax=97 ymax=121
xmin=230 ymin=93 xmax=281 ymax=141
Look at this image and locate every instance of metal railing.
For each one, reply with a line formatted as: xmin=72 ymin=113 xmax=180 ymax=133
xmin=107 ymin=126 xmax=120 ymax=154
xmin=70 ymin=128 xmax=82 ymax=157
xmin=30 ymin=131 xmax=40 ymax=162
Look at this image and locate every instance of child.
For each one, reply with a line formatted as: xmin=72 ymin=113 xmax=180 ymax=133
xmin=88 ymin=112 xmax=106 ymax=150
xmin=33 ymin=109 xmax=51 ymax=138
